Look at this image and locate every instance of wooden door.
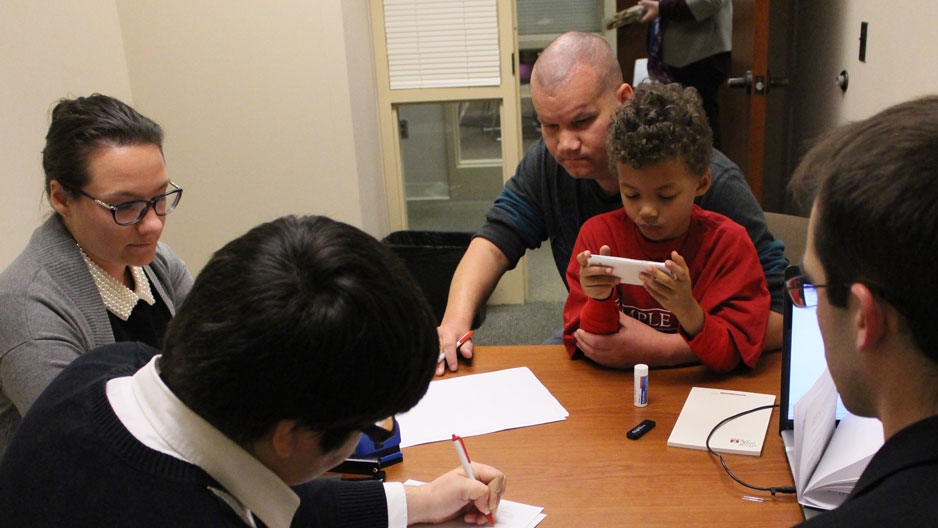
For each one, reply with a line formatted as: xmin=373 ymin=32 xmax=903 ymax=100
xmin=616 ymin=0 xmax=794 ymax=212
xmin=721 ymin=0 xmax=793 ymax=212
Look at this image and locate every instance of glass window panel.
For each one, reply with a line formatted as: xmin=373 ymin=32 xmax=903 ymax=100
xmin=398 ymin=101 xmax=504 ymax=232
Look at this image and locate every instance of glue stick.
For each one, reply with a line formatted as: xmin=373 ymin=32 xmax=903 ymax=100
xmin=634 ymin=363 xmax=648 ymax=407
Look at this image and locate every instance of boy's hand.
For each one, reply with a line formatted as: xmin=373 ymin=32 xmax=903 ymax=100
xmin=576 ymin=246 xmax=620 ymax=301
xmin=642 ymin=251 xmax=705 ymax=337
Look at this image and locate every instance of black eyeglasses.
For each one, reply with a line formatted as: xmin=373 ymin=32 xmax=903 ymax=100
xmin=74 ymin=181 xmax=183 ymax=226
xmin=784 ymin=275 xmax=840 ymax=308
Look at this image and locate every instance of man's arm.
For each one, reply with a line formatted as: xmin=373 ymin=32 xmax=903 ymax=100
xmin=436 ymin=238 xmax=510 ymax=375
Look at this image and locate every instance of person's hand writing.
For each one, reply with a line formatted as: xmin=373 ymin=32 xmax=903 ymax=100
xmin=405 ymin=463 xmax=507 ymax=525
xmin=642 ymin=251 xmax=705 ymax=337
xmin=435 ymin=324 xmax=474 ymax=376
xmin=576 ymin=246 xmax=620 ymax=301
xmin=638 ymin=0 xmax=660 ymax=23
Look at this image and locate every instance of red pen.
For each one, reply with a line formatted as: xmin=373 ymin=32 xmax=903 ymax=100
xmin=438 ymin=330 xmax=474 ymax=364
xmin=456 ymin=330 xmax=474 ymax=351
xmin=452 ymin=434 xmax=496 ymax=525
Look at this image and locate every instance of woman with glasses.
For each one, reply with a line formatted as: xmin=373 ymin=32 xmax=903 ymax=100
xmin=0 ymin=94 xmax=192 ymax=454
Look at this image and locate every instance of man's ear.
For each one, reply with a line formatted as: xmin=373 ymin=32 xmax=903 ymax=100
xmin=269 ymin=420 xmax=300 ymax=459
xmin=852 ymin=283 xmax=887 ymax=350
xmin=616 ymin=83 xmax=634 ymax=105
xmin=695 ymin=169 xmax=712 ymax=196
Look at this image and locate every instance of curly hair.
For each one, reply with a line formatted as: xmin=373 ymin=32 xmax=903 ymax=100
xmin=607 ymin=82 xmax=712 ymax=176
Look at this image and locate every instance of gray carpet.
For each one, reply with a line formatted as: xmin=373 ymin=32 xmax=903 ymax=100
xmin=472 ymin=301 xmax=564 ymax=346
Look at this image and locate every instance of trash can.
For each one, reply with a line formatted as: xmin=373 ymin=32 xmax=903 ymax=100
xmin=382 ymin=231 xmax=485 ymax=329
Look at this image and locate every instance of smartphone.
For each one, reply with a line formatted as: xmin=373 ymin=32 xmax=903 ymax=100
xmin=586 ymin=255 xmax=668 ymax=285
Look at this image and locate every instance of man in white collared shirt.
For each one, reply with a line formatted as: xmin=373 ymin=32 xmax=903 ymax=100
xmin=0 ymin=215 xmax=506 ymax=527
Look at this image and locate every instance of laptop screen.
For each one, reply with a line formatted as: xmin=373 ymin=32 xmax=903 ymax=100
xmin=779 ymin=265 xmax=848 ymax=434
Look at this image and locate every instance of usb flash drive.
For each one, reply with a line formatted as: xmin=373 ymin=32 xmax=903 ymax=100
xmin=627 ymin=419 xmax=655 ymax=440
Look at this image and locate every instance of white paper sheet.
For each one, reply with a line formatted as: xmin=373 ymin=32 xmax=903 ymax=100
xmin=396 ymin=367 xmax=568 ymax=448
xmin=791 ymin=368 xmax=884 ymax=510
xmin=404 ymin=480 xmax=546 ymax=528
xmin=793 ymin=369 xmax=837 ymax=495
xmin=801 ymin=413 xmax=883 ymax=510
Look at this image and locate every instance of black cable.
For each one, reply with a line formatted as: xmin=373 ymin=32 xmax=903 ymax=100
xmin=705 ymin=403 xmax=797 ymax=496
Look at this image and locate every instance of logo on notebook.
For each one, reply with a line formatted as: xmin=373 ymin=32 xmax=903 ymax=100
xmin=730 ymin=438 xmax=759 ymax=448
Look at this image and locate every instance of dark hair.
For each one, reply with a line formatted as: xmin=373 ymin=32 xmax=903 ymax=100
xmin=42 ymin=94 xmax=164 ymax=198
xmin=606 ymin=82 xmax=712 ymax=176
xmin=159 ymin=215 xmax=439 ymax=450
xmin=789 ymin=95 xmax=938 ymax=362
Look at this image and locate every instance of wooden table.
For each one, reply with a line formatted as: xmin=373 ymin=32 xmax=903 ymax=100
xmin=384 ymin=345 xmax=803 ymax=527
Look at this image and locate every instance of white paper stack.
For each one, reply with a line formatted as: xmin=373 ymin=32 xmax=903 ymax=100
xmin=396 ymin=367 xmax=569 ymax=448
xmin=792 ymin=369 xmax=884 ymax=510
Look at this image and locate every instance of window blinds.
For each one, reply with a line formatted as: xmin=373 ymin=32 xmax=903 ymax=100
xmin=383 ymin=0 xmax=500 ymax=89
xmin=516 ymin=0 xmax=603 ymax=36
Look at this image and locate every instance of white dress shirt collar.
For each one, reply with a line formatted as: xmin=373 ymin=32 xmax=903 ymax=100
xmin=107 ymin=355 xmax=300 ymax=528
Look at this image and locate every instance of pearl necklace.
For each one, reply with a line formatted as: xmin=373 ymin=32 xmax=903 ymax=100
xmin=77 ymin=245 xmax=155 ymax=321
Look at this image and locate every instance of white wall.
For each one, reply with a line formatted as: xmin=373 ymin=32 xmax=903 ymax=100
xmin=1 ymin=1 xmax=383 ymax=275
xmin=791 ymin=1 xmax=938 ymax=166
xmin=0 ymin=1 xmax=134 ymax=268
xmin=115 ymin=0 xmax=385 ymax=273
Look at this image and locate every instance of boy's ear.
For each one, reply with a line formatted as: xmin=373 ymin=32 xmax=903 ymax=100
xmin=695 ymin=169 xmax=712 ymax=196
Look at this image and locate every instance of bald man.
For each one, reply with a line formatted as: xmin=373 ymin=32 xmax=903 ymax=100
xmin=437 ymin=31 xmax=785 ymax=373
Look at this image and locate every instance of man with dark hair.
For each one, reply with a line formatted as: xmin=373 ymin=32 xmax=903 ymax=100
xmin=437 ymin=31 xmax=786 ymax=374
xmin=787 ymin=96 xmax=938 ymax=525
xmin=0 ymin=215 xmax=505 ymax=527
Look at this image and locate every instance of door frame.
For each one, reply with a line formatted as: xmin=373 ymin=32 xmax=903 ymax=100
xmin=370 ymin=0 xmax=525 ymax=304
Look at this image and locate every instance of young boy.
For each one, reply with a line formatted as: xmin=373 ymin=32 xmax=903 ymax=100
xmin=563 ymin=82 xmax=769 ymax=373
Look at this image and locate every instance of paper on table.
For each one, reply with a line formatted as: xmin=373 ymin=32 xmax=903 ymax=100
xmin=793 ymin=369 xmax=837 ymax=495
xmin=396 ymin=367 xmax=568 ymax=448
xmin=404 ymin=480 xmax=546 ymax=528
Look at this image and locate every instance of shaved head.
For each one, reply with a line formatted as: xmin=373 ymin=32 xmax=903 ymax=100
xmin=531 ymin=32 xmax=624 ymax=95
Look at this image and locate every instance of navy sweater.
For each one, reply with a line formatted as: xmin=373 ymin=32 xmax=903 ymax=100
xmin=0 ymin=343 xmax=388 ymax=527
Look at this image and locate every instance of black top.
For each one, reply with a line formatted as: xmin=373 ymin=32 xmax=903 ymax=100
xmin=107 ymin=288 xmax=172 ymax=348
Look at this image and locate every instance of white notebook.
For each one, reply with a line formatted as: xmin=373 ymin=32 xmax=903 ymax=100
xmin=667 ymin=387 xmax=776 ymax=456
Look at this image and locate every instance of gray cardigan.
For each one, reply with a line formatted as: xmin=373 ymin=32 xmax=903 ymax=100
xmin=662 ymin=0 xmax=733 ymax=68
xmin=0 ymin=216 xmax=192 ymax=454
